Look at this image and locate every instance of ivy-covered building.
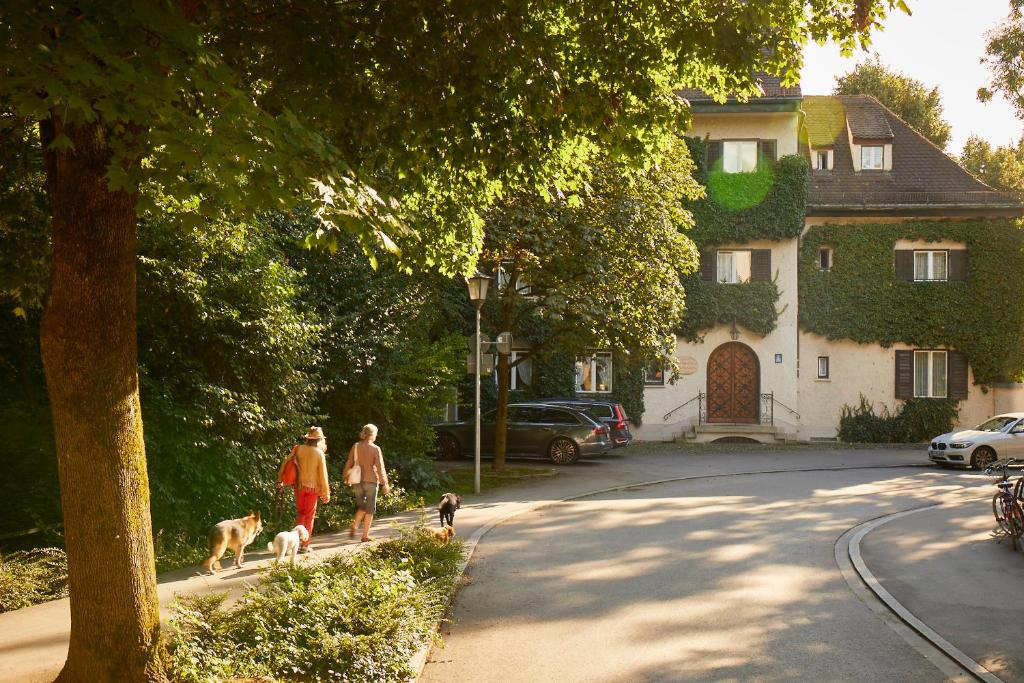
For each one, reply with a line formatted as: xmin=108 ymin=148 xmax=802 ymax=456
xmin=639 ymin=80 xmax=1024 ymax=445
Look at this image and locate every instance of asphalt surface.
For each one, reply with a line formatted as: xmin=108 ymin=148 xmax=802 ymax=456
xmin=2 ymin=445 xmax=1020 ymax=682
xmin=421 ymin=449 xmax=1023 ymax=682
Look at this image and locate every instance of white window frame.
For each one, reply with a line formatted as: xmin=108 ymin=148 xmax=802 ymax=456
xmin=913 ymin=350 xmax=948 ymax=398
xmin=497 ymin=260 xmax=532 ymax=296
xmin=816 ymin=150 xmax=832 ymax=171
xmin=817 ymin=356 xmax=830 ymax=379
xmin=818 ymin=247 xmax=833 ymax=271
xmin=643 ymin=362 xmax=666 ymax=387
xmin=861 ymin=145 xmax=884 ymax=170
xmin=913 ymin=250 xmax=948 ymax=282
xmin=716 ymin=250 xmax=752 ymax=284
xmin=576 ymin=352 xmax=613 ymax=394
xmin=722 ymin=140 xmax=758 ymax=173
xmin=495 ymin=350 xmax=532 ymax=391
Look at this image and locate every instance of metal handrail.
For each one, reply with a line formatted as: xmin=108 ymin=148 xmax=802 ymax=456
xmin=664 ymin=393 xmax=704 ymax=422
xmin=770 ymin=395 xmax=800 ymax=419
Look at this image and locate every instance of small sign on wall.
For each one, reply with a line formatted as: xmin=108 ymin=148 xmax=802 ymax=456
xmin=678 ymin=356 xmax=698 ymax=375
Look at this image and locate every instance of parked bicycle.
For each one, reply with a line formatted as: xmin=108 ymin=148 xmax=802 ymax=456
xmin=984 ymin=458 xmax=1024 ymax=552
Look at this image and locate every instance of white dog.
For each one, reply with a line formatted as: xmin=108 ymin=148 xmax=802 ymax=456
xmin=267 ymin=525 xmax=310 ymax=566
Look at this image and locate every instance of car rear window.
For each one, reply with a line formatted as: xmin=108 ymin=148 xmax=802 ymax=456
xmin=540 ymin=408 xmax=580 ymax=424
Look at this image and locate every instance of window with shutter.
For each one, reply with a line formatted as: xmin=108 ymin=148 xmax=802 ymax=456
xmin=948 ymin=250 xmax=969 ymax=282
xmin=895 ymin=350 xmax=914 ymax=399
xmin=699 ymin=250 xmax=717 ymax=282
xmin=750 ymin=250 xmax=772 ymax=282
xmin=948 ymin=351 xmax=969 ymax=400
xmin=707 ymin=141 xmax=723 ymax=170
xmin=894 ymin=250 xmax=914 ymax=281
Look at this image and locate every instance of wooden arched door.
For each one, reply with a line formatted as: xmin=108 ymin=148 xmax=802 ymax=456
xmin=706 ymin=343 xmax=760 ymax=424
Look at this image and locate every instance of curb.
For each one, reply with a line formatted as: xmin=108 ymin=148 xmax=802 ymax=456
xmin=845 ymin=505 xmax=1005 ymax=683
xmin=411 ymin=462 xmax=930 ymax=680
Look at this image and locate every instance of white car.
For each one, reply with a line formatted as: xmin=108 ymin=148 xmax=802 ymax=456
xmin=928 ymin=413 xmax=1024 ymax=470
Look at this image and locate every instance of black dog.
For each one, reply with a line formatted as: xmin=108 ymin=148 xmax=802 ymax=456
xmin=438 ymin=492 xmax=461 ymax=528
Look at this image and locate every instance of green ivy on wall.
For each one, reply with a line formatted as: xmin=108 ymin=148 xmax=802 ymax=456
xmin=800 ymin=220 xmax=1024 ymax=385
xmin=683 ymin=136 xmax=808 ymax=246
xmin=677 ymin=274 xmax=781 ymax=341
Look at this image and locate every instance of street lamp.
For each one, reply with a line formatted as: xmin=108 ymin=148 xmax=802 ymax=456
xmin=466 ymin=271 xmax=491 ymax=494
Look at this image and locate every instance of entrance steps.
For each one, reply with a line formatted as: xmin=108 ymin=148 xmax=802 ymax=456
xmin=675 ymin=423 xmax=800 ymax=444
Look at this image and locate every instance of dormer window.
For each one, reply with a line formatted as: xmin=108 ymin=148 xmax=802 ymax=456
xmin=861 ymin=145 xmax=884 ymax=170
xmin=816 ymin=150 xmax=832 ymax=171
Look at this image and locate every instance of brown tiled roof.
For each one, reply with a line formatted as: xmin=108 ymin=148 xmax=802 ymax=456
xmin=677 ymin=73 xmax=801 ymax=103
xmin=806 ymin=95 xmax=1020 ymax=212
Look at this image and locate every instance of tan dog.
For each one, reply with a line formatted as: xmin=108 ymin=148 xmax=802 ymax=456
xmin=202 ymin=511 xmax=263 ymax=574
xmin=431 ymin=525 xmax=455 ymax=543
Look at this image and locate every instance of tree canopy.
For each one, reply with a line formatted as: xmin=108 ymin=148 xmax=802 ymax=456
xmin=0 ymin=1 xmax=906 ymax=679
xmin=980 ymin=0 xmax=1024 ymax=120
xmin=960 ymin=134 xmax=1024 ymax=197
xmin=834 ymin=54 xmax=952 ymax=149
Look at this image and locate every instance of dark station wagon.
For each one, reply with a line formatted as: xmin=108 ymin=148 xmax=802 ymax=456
xmin=532 ymin=398 xmax=634 ymax=447
xmin=433 ymin=403 xmax=611 ymax=464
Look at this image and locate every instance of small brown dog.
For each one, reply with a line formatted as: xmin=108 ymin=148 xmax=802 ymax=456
xmin=202 ymin=511 xmax=263 ymax=574
xmin=430 ymin=524 xmax=455 ymax=543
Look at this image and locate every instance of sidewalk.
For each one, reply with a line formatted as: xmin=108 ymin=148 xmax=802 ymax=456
xmin=859 ymin=489 xmax=1024 ymax=682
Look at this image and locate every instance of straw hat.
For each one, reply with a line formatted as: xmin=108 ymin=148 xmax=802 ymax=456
xmin=304 ymin=426 xmax=326 ymax=440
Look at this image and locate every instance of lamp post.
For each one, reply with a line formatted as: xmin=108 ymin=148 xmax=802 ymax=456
xmin=466 ymin=271 xmax=491 ymax=494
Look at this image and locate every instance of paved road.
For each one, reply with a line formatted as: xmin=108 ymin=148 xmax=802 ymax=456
xmin=422 ymin=450 xmax=1020 ymax=682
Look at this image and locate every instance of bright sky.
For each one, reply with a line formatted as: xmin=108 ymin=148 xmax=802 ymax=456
xmin=800 ymin=0 xmax=1023 ymax=154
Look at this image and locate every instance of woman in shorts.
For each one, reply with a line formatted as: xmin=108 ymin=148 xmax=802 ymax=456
xmin=343 ymin=424 xmax=391 ymax=541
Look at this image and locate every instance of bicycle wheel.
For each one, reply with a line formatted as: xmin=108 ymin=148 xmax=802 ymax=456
xmin=1006 ymin=503 xmax=1024 ymax=552
xmin=992 ymin=493 xmax=1014 ymax=535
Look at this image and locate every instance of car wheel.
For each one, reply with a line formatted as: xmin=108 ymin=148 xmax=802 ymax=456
xmin=436 ymin=433 xmax=461 ymax=461
xmin=548 ymin=437 xmax=579 ymax=465
xmin=971 ymin=446 xmax=997 ymax=471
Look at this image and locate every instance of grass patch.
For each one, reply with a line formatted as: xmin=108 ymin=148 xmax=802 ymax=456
xmin=165 ymin=526 xmax=463 ymax=682
xmin=0 ymin=548 xmax=68 ymax=613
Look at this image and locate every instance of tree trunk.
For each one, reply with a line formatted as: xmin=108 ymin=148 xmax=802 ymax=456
xmin=492 ymin=352 xmax=509 ymax=471
xmin=39 ymin=118 xmax=166 ymax=682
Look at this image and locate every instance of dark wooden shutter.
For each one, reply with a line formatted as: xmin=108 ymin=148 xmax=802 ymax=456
xmin=706 ymin=141 xmax=723 ymax=171
xmin=750 ymin=250 xmax=772 ymax=282
xmin=949 ymin=351 xmax=969 ymax=400
xmin=894 ymin=250 xmax=914 ymax=281
xmin=699 ymin=250 xmax=717 ymax=282
xmin=948 ymin=250 xmax=969 ymax=282
xmin=895 ymin=350 xmax=914 ymax=399
xmin=758 ymin=139 xmax=777 ymax=167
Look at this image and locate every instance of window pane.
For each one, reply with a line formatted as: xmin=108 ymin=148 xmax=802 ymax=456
xmin=717 ymin=251 xmax=734 ymax=283
xmin=819 ymin=248 xmax=831 ymax=270
xmin=914 ymin=351 xmax=930 ymax=397
xmin=594 ymin=354 xmax=612 ymax=392
xmin=932 ymin=352 xmax=947 ymax=397
xmin=862 ymin=146 xmax=883 ymax=169
xmin=723 ymin=141 xmax=757 ymax=173
xmin=575 ymin=358 xmax=589 ymax=392
xmin=817 ymin=356 xmax=829 ymax=378
xmin=734 ymin=251 xmax=752 ymax=283
xmin=932 ymin=252 xmax=947 ymax=281
xmin=515 ymin=353 xmax=532 ymax=387
xmin=914 ymin=252 xmax=930 ymax=280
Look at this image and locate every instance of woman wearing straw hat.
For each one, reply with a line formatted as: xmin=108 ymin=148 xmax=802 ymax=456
xmin=277 ymin=425 xmax=330 ymax=553
xmin=344 ymin=424 xmax=391 ymax=542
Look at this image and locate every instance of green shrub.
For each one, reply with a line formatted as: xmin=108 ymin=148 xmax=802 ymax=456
xmin=166 ymin=527 xmax=463 ymax=682
xmin=895 ymin=398 xmax=960 ymax=443
xmin=0 ymin=548 xmax=68 ymax=613
xmin=838 ymin=395 xmax=959 ymax=443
